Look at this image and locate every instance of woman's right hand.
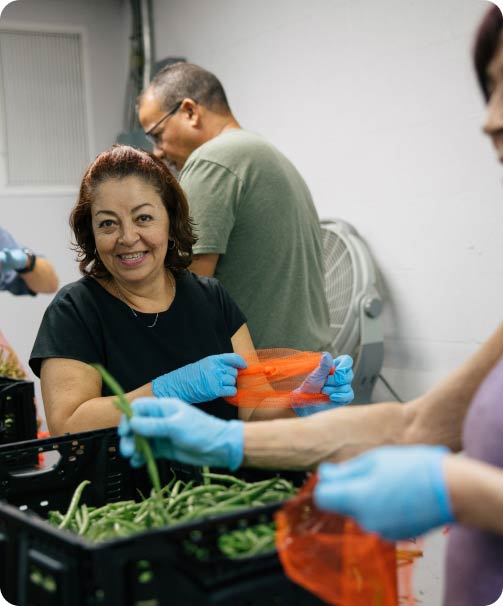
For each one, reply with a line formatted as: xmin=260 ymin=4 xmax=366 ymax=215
xmin=151 ymin=353 xmax=247 ymax=403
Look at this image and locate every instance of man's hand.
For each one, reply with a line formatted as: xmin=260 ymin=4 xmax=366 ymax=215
xmin=0 ymin=248 xmax=28 ymax=276
xmin=314 ymin=445 xmax=455 ymax=540
xmin=119 ymin=397 xmax=244 ymax=470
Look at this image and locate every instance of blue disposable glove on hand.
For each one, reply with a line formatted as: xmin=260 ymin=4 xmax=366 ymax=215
xmin=151 ymin=353 xmax=247 ymax=403
xmin=313 ymin=445 xmax=455 ymax=540
xmin=119 ymin=397 xmax=244 ymax=470
xmin=0 ymin=248 xmax=28 ymax=276
xmin=292 ymin=352 xmax=354 ymax=416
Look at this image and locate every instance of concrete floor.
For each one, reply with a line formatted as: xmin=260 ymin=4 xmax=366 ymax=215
xmin=410 ymin=528 xmax=447 ymax=606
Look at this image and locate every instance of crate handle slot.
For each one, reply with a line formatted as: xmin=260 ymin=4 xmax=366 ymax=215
xmin=6 ymin=450 xmax=62 ymax=478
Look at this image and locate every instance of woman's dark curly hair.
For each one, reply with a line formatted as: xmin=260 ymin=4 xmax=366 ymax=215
xmin=70 ymin=145 xmax=197 ymax=278
xmin=473 ymin=4 xmax=503 ymax=102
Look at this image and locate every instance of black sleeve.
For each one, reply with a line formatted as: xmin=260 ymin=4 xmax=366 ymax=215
xmin=208 ymin=277 xmax=246 ymax=337
xmin=29 ymin=283 xmax=105 ymax=377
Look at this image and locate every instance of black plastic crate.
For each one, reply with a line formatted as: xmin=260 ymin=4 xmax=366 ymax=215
xmin=0 ymin=376 xmax=37 ymax=446
xmin=0 ymin=428 xmax=318 ymax=606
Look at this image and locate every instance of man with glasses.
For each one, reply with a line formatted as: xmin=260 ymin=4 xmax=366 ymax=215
xmin=137 ymin=62 xmax=330 ymax=351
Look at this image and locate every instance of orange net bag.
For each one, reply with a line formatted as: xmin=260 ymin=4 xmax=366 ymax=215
xmin=275 ymin=474 xmax=422 ymax=606
xmin=225 ymin=348 xmax=332 ymax=408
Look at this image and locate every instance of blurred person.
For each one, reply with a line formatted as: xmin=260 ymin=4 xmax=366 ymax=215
xmin=29 ymin=145 xmax=353 ymax=436
xmin=0 ymin=226 xmax=58 ymax=295
xmin=137 ymin=63 xmax=330 ymax=351
xmin=120 ymin=7 xmax=503 ymax=606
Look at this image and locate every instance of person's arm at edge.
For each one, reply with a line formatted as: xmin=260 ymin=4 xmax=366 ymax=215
xmin=189 ymin=253 xmax=219 ymax=277
xmin=444 ymin=454 xmax=503 ymax=535
xmin=242 ymin=322 xmax=503 ymax=469
xmin=21 ymin=255 xmax=59 ymax=294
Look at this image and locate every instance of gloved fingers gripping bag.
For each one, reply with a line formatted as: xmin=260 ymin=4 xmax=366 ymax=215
xmin=224 ymin=348 xmax=332 ymax=408
xmin=275 ymin=474 xmax=422 ymax=606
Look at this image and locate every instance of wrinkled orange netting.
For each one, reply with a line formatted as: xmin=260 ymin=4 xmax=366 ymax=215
xmin=224 ymin=348 xmax=332 ymax=408
xmin=275 ymin=474 xmax=422 ymax=606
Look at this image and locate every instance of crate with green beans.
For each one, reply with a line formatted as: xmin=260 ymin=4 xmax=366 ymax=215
xmin=0 ymin=404 xmax=316 ymax=606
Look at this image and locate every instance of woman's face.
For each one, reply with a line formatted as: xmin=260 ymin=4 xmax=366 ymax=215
xmin=91 ymin=175 xmax=170 ymax=286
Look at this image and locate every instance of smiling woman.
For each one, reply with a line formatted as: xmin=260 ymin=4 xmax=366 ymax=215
xmin=28 ymin=145 xmax=308 ymax=436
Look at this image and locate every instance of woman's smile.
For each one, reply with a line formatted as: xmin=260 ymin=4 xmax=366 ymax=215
xmin=116 ymin=251 xmax=149 ymax=267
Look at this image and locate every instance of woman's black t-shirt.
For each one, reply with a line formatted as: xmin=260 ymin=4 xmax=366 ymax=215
xmin=30 ymin=271 xmax=246 ymax=420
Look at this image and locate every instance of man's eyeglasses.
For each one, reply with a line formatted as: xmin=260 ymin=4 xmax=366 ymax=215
xmin=144 ymin=100 xmax=183 ymax=146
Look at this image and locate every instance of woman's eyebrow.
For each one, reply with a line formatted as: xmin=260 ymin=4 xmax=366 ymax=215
xmin=94 ymin=203 xmax=154 ymax=217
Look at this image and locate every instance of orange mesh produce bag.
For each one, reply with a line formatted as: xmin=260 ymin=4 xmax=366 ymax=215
xmin=225 ymin=348 xmax=333 ymax=408
xmin=275 ymin=473 xmax=417 ymax=606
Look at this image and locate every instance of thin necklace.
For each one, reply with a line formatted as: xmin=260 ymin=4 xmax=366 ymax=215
xmin=112 ymin=273 xmax=174 ymax=329
xmin=128 ymin=306 xmax=159 ymax=328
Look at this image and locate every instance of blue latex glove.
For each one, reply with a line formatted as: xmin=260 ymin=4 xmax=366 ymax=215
xmin=314 ymin=445 xmax=455 ymax=540
xmin=118 ymin=397 xmax=244 ymax=470
xmin=292 ymin=352 xmax=354 ymax=416
xmin=0 ymin=248 xmax=28 ymax=275
xmin=151 ymin=353 xmax=247 ymax=403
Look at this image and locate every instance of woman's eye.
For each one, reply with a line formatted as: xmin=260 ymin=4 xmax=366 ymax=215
xmin=137 ymin=214 xmax=153 ymax=223
xmin=98 ymin=219 xmax=115 ymax=229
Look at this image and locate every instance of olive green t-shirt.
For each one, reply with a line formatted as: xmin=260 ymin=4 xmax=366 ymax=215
xmin=180 ymin=129 xmax=330 ymax=351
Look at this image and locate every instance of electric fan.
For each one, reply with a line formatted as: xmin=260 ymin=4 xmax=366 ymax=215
xmin=320 ymin=219 xmax=384 ymax=404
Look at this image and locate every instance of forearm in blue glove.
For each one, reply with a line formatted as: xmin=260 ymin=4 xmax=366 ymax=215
xmin=313 ymin=445 xmax=455 ymax=540
xmin=292 ymin=352 xmax=354 ymax=417
xmin=0 ymin=248 xmax=28 ymax=276
xmin=151 ymin=353 xmax=247 ymax=403
xmin=118 ymin=397 xmax=244 ymax=470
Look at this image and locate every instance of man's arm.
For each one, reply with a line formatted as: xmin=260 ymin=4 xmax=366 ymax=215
xmin=20 ymin=255 xmax=59 ymax=294
xmin=242 ymin=323 xmax=503 ymax=469
xmin=189 ymin=253 xmax=219 ymax=277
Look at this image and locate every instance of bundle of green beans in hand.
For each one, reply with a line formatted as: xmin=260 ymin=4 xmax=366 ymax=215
xmin=47 ymin=470 xmax=296 ymax=556
xmin=93 ymin=364 xmax=161 ymax=492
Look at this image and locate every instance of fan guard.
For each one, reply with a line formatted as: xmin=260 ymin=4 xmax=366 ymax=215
xmin=320 ymin=219 xmax=384 ymax=403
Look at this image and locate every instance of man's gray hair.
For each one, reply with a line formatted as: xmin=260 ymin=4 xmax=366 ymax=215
xmin=140 ymin=63 xmax=231 ymax=113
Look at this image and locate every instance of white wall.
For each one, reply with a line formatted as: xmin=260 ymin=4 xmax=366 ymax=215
xmin=153 ymin=0 xmax=503 ymax=403
xmin=0 ymin=0 xmax=129 ymax=411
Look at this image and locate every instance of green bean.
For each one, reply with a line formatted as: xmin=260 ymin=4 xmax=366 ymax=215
xmin=92 ymin=364 xmax=161 ymax=493
xmin=165 ymin=484 xmax=224 ymax=514
xmin=58 ymin=480 xmax=90 ymax=530
xmin=201 ymin=472 xmax=248 ymax=487
xmin=159 ymin=476 xmax=176 ymax=496
xmin=48 ymin=510 xmax=64 ymax=525
xmin=78 ymin=504 xmax=90 ymax=536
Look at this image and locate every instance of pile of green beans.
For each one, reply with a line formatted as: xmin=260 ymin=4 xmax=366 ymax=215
xmin=217 ymin=522 xmax=276 ymax=559
xmin=47 ymin=471 xmax=295 ymax=556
